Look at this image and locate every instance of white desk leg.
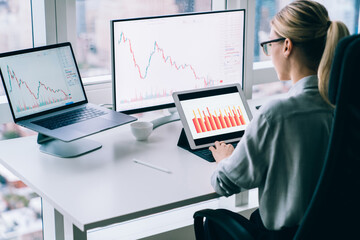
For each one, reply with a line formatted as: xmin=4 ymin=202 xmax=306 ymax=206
xmin=62 ymin=215 xmax=74 ymax=240
xmin=218 ymin=190 xmax=250 ymax=209
xmin=42 ymin=199 xmax=56 ymax=240
xmin=42 ymin=198 xmax=85 ymax=240
xmin=54 ymin=209 xmax=67 ymax=240
xmin=235 ymin=190 xmax=249 ymax=207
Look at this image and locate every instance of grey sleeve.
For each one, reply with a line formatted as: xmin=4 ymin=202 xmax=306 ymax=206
xmin=210 ymin=112 xmax=272 ymax=196
xmin=211 ymin=169 xmax=241 ymax=197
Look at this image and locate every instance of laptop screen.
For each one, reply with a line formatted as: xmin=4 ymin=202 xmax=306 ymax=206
xmin=0 ymin=43 xmax=87 ymax=121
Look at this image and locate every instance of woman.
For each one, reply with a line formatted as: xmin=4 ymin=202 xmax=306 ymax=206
xmin=208 ymin=0 xmax=349 ymax=239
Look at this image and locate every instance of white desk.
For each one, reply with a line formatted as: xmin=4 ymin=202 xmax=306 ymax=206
xmin=0 ymin=120 xmax=219 ymax=240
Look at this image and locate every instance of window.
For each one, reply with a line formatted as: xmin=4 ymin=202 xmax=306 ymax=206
xmin=0 ymin=2 xmax=42 ymax=240
xmin=253 ymin=0 xmax=289 ymax=63
xmin=252 ymin=0 xmax=360 ymax=99
xmin=0 ymin=125 xmax=40 ymax=240
xmin=254 ymin=0 xmax=359 ymax=62
xmin=0 ymin=0 xmax=33 ymax=97
xmin=75 ymin=0 xmax=212 ymax=78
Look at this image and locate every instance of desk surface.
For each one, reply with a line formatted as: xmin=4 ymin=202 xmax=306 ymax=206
xmin=0 ymin=120 xmax=219 ymax=231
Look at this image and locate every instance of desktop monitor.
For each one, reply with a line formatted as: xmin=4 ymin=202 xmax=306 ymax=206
xmin=111 ymin=9 xmax=246 ymax=114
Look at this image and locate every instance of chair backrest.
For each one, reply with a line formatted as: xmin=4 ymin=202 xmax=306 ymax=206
xmin=294 ymin=34 xmax=360 ymax=239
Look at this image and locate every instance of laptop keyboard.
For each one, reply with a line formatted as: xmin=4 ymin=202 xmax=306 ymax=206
xmin=193 ymin=142 xmax=238 ymax=162
xmin=33 ymin=107 xmax=107 ymax=130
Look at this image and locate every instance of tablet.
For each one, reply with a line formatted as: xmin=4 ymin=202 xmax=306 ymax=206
xmin=173 ymin=84 xmax=252 ymax=150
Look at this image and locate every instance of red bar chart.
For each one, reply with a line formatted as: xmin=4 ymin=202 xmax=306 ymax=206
xmin=192 ymin=106 xmax=247 ymax=133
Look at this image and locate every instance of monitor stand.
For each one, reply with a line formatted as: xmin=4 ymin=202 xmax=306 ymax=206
xmin=151 ymin=108 xmax=180 ymax=129
xmin=37 ymin=133 xmax=102 ymax=158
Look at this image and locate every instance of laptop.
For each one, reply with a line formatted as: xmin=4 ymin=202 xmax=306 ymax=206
xmin=0 ymin=42 xmax=137 ymax=143
xmin=173 ymin=84 xmax=253 ymax=162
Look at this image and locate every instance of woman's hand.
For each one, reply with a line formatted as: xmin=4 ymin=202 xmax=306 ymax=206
xmin=209 ymin=141 xmax=235 ymax=163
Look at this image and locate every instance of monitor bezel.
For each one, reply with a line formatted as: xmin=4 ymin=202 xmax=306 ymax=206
xmin=0 ymin=42 xmax=88 ymax=122
xmin=111 ymin=9 xmax=246 ymax=114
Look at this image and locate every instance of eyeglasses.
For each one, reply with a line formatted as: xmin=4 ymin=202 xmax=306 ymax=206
xmin=260 ymin=38 xmax=286 ymax=56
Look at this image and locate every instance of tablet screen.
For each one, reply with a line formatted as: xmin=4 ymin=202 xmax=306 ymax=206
xmin=174 ymin=85 xmax=252 ymax=148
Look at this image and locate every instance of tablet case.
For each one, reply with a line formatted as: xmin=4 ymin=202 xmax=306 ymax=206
xmin=177 ymin=128 xmax=216 ymax=162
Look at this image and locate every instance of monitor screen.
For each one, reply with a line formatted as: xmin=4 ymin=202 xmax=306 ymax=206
xmin=111 ymin=9 xmax=246 ymax=114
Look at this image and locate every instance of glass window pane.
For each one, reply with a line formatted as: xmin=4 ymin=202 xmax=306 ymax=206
xmin=0 ymin=3 xmax=40 ymax=240
xmin=0 ymin=0 xmax=33 ymax=97
xmin=252 ymin=81 xmax=291 ymax=99
xmin=254 ymin=0 xmax=360 ymax=62
xmin=0 ymin=124 xmax=41 ymax=239
xmin=76 ymin=0 xmax=212 ymax=78
xmin=317 ymin=0 xmax=359 ymax=34
xmin=253 ymin=0 xmax=360 ymax=99
xmin=254 ymin=0 xmax=290 ymax=63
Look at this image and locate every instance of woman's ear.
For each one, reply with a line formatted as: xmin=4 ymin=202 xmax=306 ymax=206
xmin=283 ymin=38 xmax=293 ymax=58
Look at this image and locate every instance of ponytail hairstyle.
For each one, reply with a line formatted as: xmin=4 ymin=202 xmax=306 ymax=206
xmin=271 ymin=0 xmax=349 ymax=106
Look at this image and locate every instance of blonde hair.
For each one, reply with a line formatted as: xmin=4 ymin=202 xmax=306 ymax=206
xmin=271 ymin=0 xmax=350 ymax=106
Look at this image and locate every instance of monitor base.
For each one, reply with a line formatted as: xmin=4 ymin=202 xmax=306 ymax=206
xmin=37 ymin=134 xmax=102 ymax=158
xmin=151 ymin=111 xmax=180 ymax=129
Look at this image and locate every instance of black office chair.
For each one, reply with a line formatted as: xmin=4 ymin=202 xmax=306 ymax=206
xmin=193 ymin=34 xmax=360 ymax=240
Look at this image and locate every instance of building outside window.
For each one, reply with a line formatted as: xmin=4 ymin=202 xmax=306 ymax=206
xmin=0 ymin=0 xmax=32 ymax=96
xmin=252 ymin=0 xmax=360 ymax=99
xmin=0 ymin=1 xmax=43 ymax=240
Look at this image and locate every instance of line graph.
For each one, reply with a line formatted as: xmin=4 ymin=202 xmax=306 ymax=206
xmin=7 ymin=65 xmax=71 ymax=112
xmin=118 ymin=32 xmax=218 ymax=89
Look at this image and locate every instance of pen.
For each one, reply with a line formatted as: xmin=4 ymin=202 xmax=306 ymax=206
xmin=133 ymin=159 xmax=172 ymax=174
